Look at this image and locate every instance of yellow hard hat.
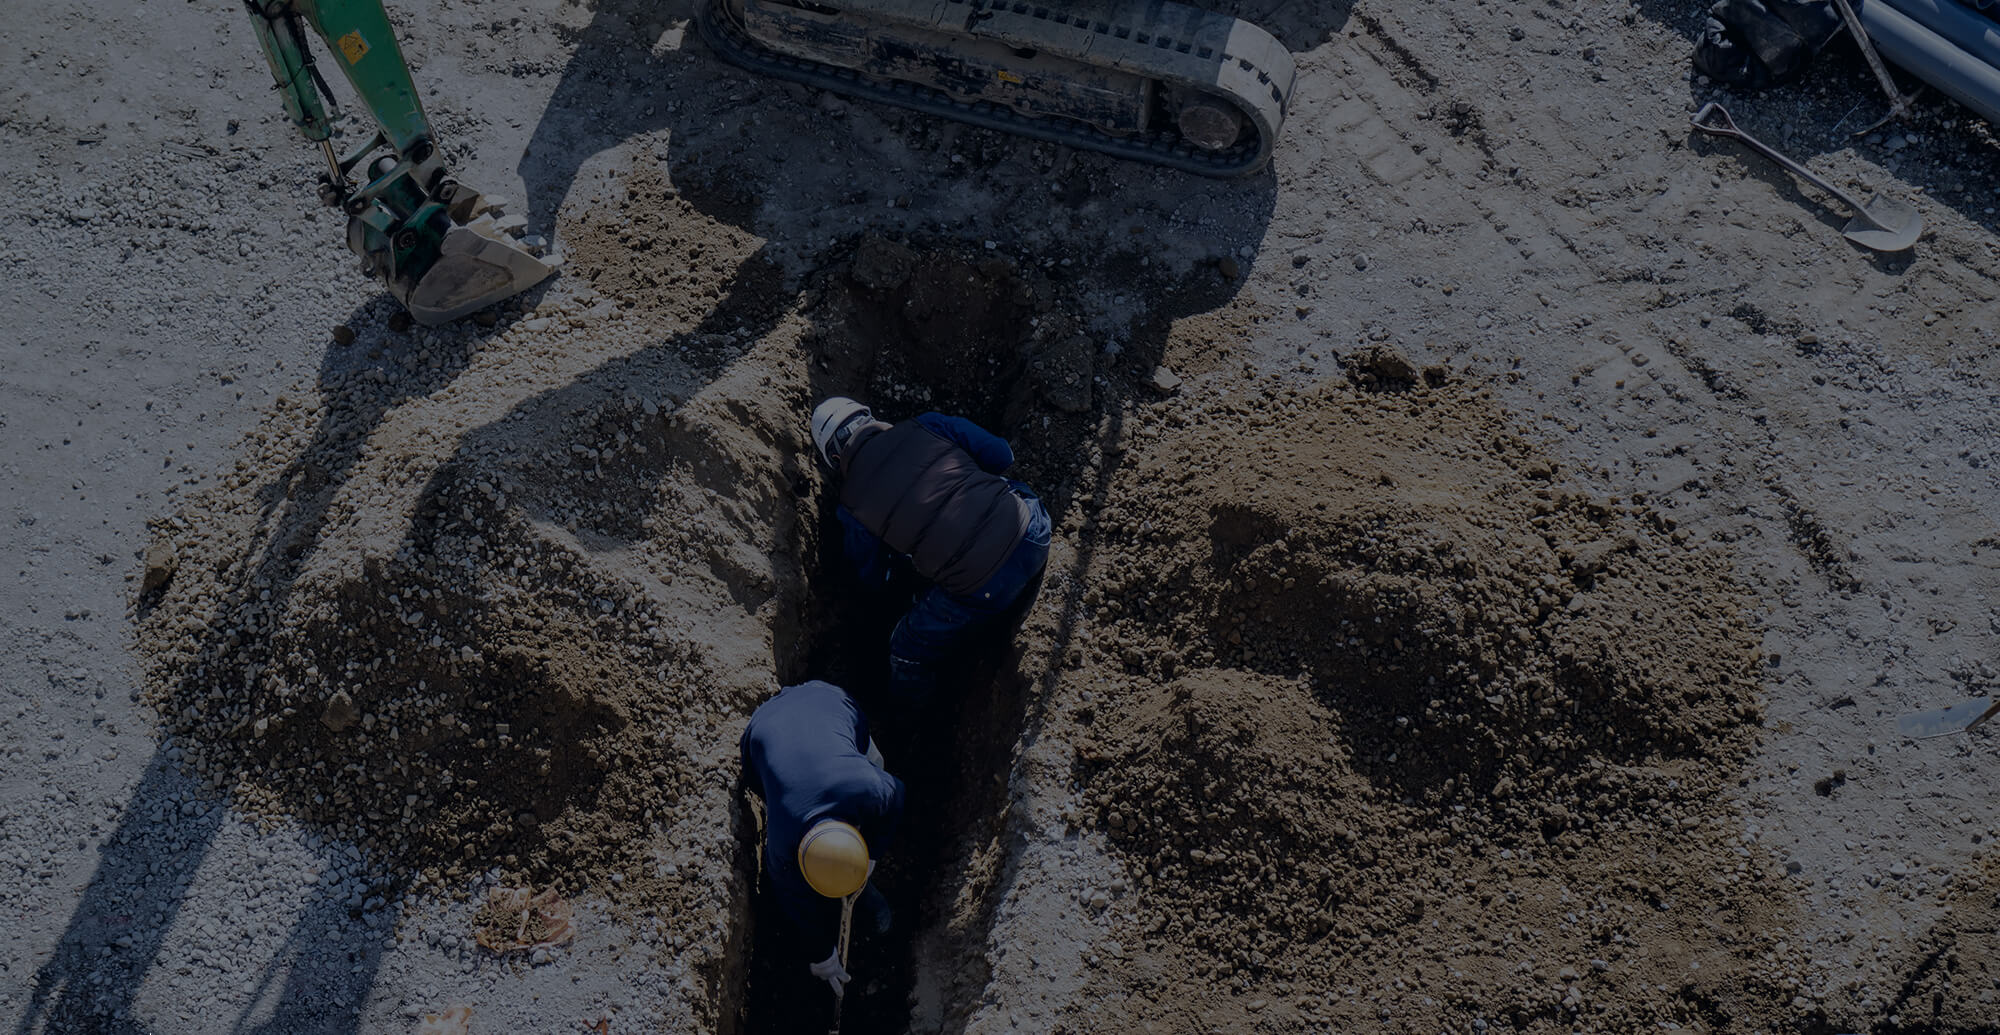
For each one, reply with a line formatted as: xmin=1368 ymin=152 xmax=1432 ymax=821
xmin=797 ymin=819 xmax=869 ymax=898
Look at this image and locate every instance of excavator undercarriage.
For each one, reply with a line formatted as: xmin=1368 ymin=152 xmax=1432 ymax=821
xmin=699 ymin=0 xmax=1296 ymax=177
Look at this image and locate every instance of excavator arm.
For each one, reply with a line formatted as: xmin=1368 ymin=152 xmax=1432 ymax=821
xmin=244 ymin=0 xmax=555 ymax=325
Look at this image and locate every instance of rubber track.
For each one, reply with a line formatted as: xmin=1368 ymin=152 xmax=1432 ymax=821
xmin=695 ymin=0 xmax=1293 ymax=177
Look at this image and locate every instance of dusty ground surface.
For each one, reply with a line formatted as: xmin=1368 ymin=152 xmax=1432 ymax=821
xmin=5 ymin=0 xmax=2000 ymax=1033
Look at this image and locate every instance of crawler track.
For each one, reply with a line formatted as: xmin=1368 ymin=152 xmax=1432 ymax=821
xmin=696 ymin=0 xmax=1295 ymax=176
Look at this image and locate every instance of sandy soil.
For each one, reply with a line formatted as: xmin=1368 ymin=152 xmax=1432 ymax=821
xmin=5 ymin=0 xmax=2000 ymax=1033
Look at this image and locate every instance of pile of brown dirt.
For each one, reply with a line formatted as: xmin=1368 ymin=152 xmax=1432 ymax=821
xmin=1057 ymin=376 xmax=1805 ymax=1032
xmin=1081 ymin=381 xmax=1762 ymax=805
xmin=131 ymin=184 xmax=812 ymax=1022
xmin=136 ymin=368 xmax=800 ymax=875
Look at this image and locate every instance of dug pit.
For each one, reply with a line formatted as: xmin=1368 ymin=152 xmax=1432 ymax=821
xmin=735 ymin=237 xmax=1162 ymax=1033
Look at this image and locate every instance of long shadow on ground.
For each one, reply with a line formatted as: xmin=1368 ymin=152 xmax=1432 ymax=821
xmin=14 ymin=285 xmax=487 ymax=1035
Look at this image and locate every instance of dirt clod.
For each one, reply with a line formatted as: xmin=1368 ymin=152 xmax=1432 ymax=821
xmin=318 ymin=690 xmax=358 ymax=733
xmin=849 ymin=235 xmax=917 ymax=293
xmin=1346 ymin=345 xmax=1420 ymax=389
xmin=140 ymin=539 xmax=177 ymax=595
xmin=1041 ymin=339 xmax=1096 ymax=413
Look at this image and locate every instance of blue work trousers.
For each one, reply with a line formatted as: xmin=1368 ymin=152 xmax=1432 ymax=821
xmin=842 ymin=486 xmax=1051 ymax=704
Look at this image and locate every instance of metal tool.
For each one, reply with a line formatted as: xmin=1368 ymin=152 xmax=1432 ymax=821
xmin=1829 ymin=0 xmax=1917 ymax=134
xmin=1690 ymin=103 xmax=1924 ymax=252
xmin=1897 ymin=697 xmax=2000 ymax=738
xmin=828 ymin=891 xmax=856 ymax=1035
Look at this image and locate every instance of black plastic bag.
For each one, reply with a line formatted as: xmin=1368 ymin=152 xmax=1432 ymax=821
xmin=1694 ymin=0 xmax=1843 ymax=89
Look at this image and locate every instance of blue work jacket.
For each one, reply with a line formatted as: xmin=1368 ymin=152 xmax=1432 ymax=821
xmin=739 ymin=681 xmax=904 ymax=957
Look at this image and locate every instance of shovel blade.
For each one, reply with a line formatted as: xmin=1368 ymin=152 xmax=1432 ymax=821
xmin=1841 ymin=195 xmax=1922 ymax=252
xmin=1897 ymin=697 xmax=1997 ymax=738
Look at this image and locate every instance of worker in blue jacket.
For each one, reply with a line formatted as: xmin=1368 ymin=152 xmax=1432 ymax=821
xmin=739 ymin=680 xmax=904 ymax=995
xmin=809 ymin=397 xmax=1052 ymax=704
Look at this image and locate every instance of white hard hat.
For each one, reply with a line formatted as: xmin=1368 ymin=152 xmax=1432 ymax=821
xmin=811 ymin=396 xmax=872 ymax=468
xmin=797 ymin=819 xmax=870 ymax=898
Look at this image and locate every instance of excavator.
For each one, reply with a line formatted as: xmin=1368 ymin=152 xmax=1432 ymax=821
xmin=245 ymin=0 xmax=1297 ymax=325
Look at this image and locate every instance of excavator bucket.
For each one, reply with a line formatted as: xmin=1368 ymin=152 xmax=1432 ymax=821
xmin=401 ymin=221 xmax=558 ymax=326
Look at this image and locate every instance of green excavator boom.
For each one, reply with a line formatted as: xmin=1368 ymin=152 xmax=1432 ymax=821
xmin=243 ymin=0 xmax=555 ymax=324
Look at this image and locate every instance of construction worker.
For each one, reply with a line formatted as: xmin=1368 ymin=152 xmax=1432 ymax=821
xmin=739 ymin=680 xmax=903 ymax=995
xmin=810 ymin=397 xmax=1052 ymax=704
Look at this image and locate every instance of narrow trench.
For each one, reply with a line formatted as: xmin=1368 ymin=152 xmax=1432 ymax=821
xmin=737 ymin=543 xmax=1030 ymax=1035
xmin=722 ymin=237 xmax=1204 ymax=1034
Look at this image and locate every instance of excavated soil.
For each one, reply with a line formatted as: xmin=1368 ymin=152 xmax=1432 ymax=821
xmin=126 ymin=201 xmax=2000 ymax=1032
xmin=120 ymin=139 xmax=2000 ymax=1035
xmin=132 ymin=173 xmax=809 ymax=1028
xmin=1050 ymin=377 xmax=1808 ymax=1032
xmin=126 ymin=191 xmax=1141 ymax=1030
xmin=126 ymin=224 xmax=1893 ymax=1033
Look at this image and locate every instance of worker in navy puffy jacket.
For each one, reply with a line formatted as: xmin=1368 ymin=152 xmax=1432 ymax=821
xmin=740 ymin=680 xmax=904 ymax=995
xmin=809 ymin=397 xmax=1052 ymax=703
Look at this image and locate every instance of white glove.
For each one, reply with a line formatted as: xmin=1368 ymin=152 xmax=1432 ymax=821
xmin=809 ymin=949 xmax=851 ymax=996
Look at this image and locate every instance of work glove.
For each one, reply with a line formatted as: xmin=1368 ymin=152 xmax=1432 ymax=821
xmin=809 ymin=949 xmax=851 ymax=996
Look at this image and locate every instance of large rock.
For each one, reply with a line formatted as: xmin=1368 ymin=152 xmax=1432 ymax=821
xmin=141 ymin=540 xmax=178 ymax=595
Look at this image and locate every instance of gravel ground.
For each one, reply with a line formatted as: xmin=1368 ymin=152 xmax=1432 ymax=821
xmin=5 ymin=0 xmax=2000 ymax=1033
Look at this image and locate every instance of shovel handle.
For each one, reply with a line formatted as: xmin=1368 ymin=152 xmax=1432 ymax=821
xmin=1690 ymin=101 xmax=1747 ymax=140
xmin=1690 ymin=103 xmax=1875 ymax=220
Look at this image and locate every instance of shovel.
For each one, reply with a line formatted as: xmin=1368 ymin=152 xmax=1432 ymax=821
xmin=1896 ymin=697 xmax=2000 ymax=739
xmin=1690 ymin=103 xmax=1923 ymax=252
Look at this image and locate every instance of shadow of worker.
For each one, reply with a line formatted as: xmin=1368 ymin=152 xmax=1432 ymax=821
xmin=8 ymin=752 xmax=385 ymax=1035
xmin=10 ymin=287 xmax=511 ymax=1035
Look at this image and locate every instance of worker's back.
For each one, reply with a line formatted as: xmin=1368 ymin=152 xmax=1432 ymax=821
xmin=840 ymin=419 xmax=1029 ymax=596
xmin=740 ymin=682 xmax=904 ymax=897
